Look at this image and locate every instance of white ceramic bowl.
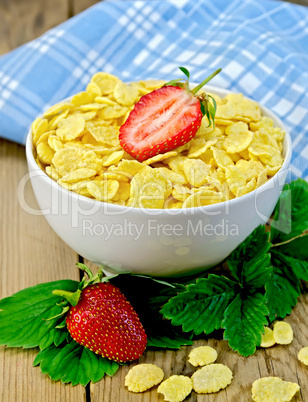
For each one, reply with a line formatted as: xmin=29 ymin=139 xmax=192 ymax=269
xmin=25 ymin=86 xmax=292 ymax=277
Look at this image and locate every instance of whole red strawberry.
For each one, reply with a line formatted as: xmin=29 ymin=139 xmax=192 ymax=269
xmin=66 ymin=282 xmax=147 ymax=363
xmin=119 ymin=67 xmax=221 ymax=162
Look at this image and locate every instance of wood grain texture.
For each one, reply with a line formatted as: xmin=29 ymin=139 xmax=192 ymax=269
xmin=0 ymin=0 xmax=69 ymax=54
xmin=91 ymin=294 xmax=308 ymax=401
xmin=0 ymin=139 xmax=85 ymax=401
xmin=71 ymin=0 xmax=101 ymax=15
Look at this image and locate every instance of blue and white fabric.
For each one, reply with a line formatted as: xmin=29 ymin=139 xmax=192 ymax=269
xmin=0 ymin=0 xmax=307 ymax=180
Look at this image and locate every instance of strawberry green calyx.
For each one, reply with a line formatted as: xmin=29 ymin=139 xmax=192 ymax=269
xmin=52 ymin=263 xmax=106 ymax=307
xmin=164 ymin=66 xmax=221 ymax=127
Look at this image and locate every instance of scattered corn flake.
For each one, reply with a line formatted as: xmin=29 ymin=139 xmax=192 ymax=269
xmin=252 ymin=377 xmax=300 ymax=402
xmin=260 ymin=327 xmax=276 ymax=348
xmin=125 ymin=364 xmax=164 ymax=393
xmin=56 ymin=115 xmax=85 ymax=141
xmin=273 ymin=322 xmax=293 ymax=345
xmin=188 ymin=346 xmax=218 ymax=367
xmin=298 ymin=346 xmax=308 ymax=366
xmin=192 ymin=363 xmax=233 ymax=394
xmin=157 ymin=375 xmax=192 ymax=402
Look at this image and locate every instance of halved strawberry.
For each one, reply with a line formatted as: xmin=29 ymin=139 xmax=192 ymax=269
xmin=119 ymin=67 xmax=221 ymax=162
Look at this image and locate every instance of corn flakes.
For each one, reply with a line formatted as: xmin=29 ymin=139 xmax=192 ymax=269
xmin=32 ymin=72 xmax=285 ymax=208
xmin=157 ymin=375 xmax=192 ymax=402
xmin=273 ymin=322 xmax=293 ymax=345
xmin=191 ymin=363 xmax=233 ymax=393
xmin=260 ymin=327 xmax=275 ymax=348
xmin=252 ymin=377 xmax=300 ymax=402
xmin=298 ymin=346 xmax=308 ymax=366
xmin=188 ymin=346 xmax=218 ymax=367
xmin=124 ymin=363 xmax=164 ymax=392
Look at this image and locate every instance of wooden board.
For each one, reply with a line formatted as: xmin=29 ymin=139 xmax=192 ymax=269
xmin=0 ymin=0 xmax=308 ymax=401
xmin=0 ymin=139 xmax=85 ymax=402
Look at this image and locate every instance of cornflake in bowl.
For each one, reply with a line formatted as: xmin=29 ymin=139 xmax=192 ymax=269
xmin=26 ymin=72 xmax=291 ymax=277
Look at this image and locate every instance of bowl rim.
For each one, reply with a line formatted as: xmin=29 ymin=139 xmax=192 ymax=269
xmin=26 ymin=84 xmax=292 ymax=215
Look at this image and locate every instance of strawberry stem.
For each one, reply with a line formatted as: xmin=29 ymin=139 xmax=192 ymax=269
xmin=191 ymin=68 xmax=222 ymax=95
xmin=52 ymin=289 xmax=82 ymax=306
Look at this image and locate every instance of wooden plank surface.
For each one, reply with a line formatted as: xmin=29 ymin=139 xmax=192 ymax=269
xmin=0 ymin=139 xmax=85 ymax=402
xmin=0 ymin=0 xmax=308 ymax=401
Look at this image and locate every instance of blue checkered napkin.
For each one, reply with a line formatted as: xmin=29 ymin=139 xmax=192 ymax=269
xmin=0 ymin=0 xmax=307 ymax=180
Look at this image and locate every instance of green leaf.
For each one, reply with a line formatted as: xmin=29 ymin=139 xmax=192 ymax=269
xmin=271 ymin=179 xmax=308 ymax=243
xmin=33 ymin=339 xmax=119 ymax=386
xmin=265 ymin=251 xmax=301 ymax=322
xmin=161 ymin=275 xmax=237 ymax=335
xmin=147 ymin=334 xmax=193 ymax=349
xmin=222 ymin=293 xmax=268 ymax=356
xmin=277 ymin=234 xmax=308 ymax=262
xmin=0 ymin=280 xmax=79 ymax=350
xmin=227 ymin=226 xmax=272 ymax=288
xmin=179 ymin=66 xmax=190 ymax=80
xmin=273 ymin=249 xmax=308 ymax=281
